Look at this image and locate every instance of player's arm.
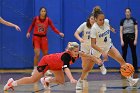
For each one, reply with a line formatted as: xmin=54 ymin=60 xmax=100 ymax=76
xmin=91 ymin=38 xmax=103 ymax=53
xmin=90 ymin=27 xmax=104 ymax=53
xmin=74 ymin=23 xmax=85 ymax=43
xmin=0 ymin=17 xmax=21 ymax=31
xmin=105 ymin=19 xmax=115 ymax=33
xmin=110 ymin=26 xmax=115 ymax=33
xmin=48 ymin=18 xmax=64 ymax=37
xmin=91 ymin=38 xmax=108 ymax=61
xmin=79 ymin=51 xmax=103 ymax=64
xmin=27 ymin=17 xmax=36 ymax=33
xmin=26 ymin=17 xmax=36 ymax=38
xmin=74 ymin=31 xmax=84 ymax=43
xmin=64 ymin=68 xmax=77 ymax=83
xmin=61 ymin=53 xmax=77 ymax=83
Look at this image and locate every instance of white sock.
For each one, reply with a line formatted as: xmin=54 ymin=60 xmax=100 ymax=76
xmin=79 ymin=78 xmax=81 ymax=81
xmin=34 ymin=66 xmax=37 ymax=69
xmin=12 ymin=81 xmax=17 ymax=86
xmin=79 ymin=78 xmax=84 ymax=82
xmin=127 ymin=76 xmax=133 ymax=82
xmin=45 ymin=77 xmax=52 ymax=82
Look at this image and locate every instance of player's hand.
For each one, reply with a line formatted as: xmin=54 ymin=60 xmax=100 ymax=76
xmin=70 ymin=78 xmax=77 ymax=84
xmin=101 ymin=52 xmax=108 ymax=62
xmin=79 ymin=38 xmax=84 ymax=43
xmin=110 ymin=27 xmax=116 ymax=33
xmin=26 ymin=32 xmax=30 ymax=39
xmin=14 ymin=25 xmax=21 ymax=31
xmin=121 ymin=40 xmax=124 ymax=46
xmin=59 ymin=33 xmax=64 ymax=37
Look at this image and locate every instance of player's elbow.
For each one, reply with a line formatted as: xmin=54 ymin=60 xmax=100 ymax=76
xmin=74 ymin=31 xmax=78 ymax=37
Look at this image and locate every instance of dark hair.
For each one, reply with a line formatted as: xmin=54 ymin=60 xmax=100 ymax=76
xmin=92 ymin=6 xmax=101 ymax=14
xmin=125 ymin=7 xmax=131 ymax=12
xmin=93 ymin=8 xmax=104 ymax=19
xmin=86 ymin=13 xmax=94 ymax=28
xmin=39 ymin=7 xmax=47 ymax=17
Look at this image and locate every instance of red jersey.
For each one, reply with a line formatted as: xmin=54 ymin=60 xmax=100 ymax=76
xmin=27 ymin=16 xmax=60 ymax=35
xmin=37 ymin=51 xmax=79 ymax=73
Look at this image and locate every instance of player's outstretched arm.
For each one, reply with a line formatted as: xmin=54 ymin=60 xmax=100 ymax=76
xmin=0 ymin=17 xmax=21 ymax=31
xmin=63 ymin=68 xmax=77 ymax=83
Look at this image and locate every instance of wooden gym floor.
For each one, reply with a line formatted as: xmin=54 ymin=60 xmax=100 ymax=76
xmin=0 ymin=69 xmax=140 ymax=93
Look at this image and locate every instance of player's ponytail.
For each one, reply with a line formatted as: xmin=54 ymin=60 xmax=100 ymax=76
xmin=66 ymin=42 xmax=79 ymax=51
xmin=92 ymin=6 xmax=101 ymax=14
xmin=92 ymin=6 xmax=104 ymax=19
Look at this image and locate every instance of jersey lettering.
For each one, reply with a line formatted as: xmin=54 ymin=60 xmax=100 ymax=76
xmin=99 ymin=30 xmax=110 ymax=38
xmin=38 ymin=24 xmax=45 ymax=32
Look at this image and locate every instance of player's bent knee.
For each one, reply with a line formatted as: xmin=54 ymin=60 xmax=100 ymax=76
xmin=83 ymin=67 xmax=92 ymax=72
xmin=30 ymin=77 xmax=39 ymax=83
xmin=56 ymin=79 xmax=65 ymax=84
xmin=35 ymin=53 xmax=40 ymax=58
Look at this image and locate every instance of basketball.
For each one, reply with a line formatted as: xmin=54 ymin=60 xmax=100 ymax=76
xmin=120 ymin=63 xmax=135 ymax=77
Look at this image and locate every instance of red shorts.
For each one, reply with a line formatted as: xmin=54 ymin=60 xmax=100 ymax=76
xmin=37 ymin=55 xmax=63 ymax=74
xmin=32 ymin=36 xmax=48 ymax=51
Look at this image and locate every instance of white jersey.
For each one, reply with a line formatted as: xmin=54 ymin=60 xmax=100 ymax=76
xmin=77 ymin=22 xmax=91 ymax=53
xmin=90 ymin=20 xmax=112 ymax=48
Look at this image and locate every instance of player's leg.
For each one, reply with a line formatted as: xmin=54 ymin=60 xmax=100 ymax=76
xmin=108 ymin=46 xmax=126 ymax=66
xmin=31 ymin=48 xmax=40 ymax=75
xmin=50 ymin=70 xmax=65 ymax=84
xmin=41 ymin=37 xmax=48 ymax=56
xmin=81 ymin=58 xmax=94 ymax=80
xmin=41 ymin=37 xmax=52 ymax=75
xmin=33 ymin=36 xmax=41 ymax=69
xmin=40 ymin=70 xmax=65 ymax=89
xmin=34 ymin=48 xmax=40 ymax=66
xmin=4 ymin=55 xmax=49 ymax=91
xmin=76 ymin=58 xmax=95 ymax=90
xmin=4 ymin=69 xmax=43 ymax=91
xmin=90 ymin=48 xmax=107 ymax=75
xmin=108 ymin=46 xmax=139 ymax=86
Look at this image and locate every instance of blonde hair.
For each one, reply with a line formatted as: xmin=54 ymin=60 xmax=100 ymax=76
xmin=66 ymin=42 xmax=79 ymax=51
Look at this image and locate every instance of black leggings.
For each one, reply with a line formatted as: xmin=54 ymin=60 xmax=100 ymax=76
xmin=122 ymin=33 xmax=138 ymax=71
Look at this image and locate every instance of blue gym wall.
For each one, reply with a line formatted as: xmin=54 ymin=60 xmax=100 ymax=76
xmin=0 ymin=0 xmax=140 ymax=69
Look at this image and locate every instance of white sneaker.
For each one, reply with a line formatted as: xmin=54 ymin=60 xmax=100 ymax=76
xmin=76 ymin=80 xmax=83 ymax=90
xmin=40 ymin=77 xmax=51 ymax=89
xmin=128 ymin=78 xmax=139 ymax=87
xmin=4 ymin=78 xmax=14 ymax=91
xmin=31 ymin=68 xmax=36 ymax=76
xmin=99 ymin=64 xmax=107 ymax=75
xmin=45 ymin=70 xmax=52 ymax=76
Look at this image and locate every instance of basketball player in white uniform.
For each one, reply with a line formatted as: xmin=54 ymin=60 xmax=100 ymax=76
xmin=76 ymin=8 xmax=139 ymax=90
xmin=74 ymin=14 xmax=107 ymax=77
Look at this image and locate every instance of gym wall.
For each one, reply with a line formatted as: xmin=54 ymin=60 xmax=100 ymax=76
xmin=0 ymin=0 xmax=140 ymax=69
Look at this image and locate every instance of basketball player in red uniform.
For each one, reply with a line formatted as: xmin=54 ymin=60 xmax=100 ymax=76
xmin=4 ymin=42 xmax=102 ymax=91
xmin=26 ymin=7 xmax=64 ymax=74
